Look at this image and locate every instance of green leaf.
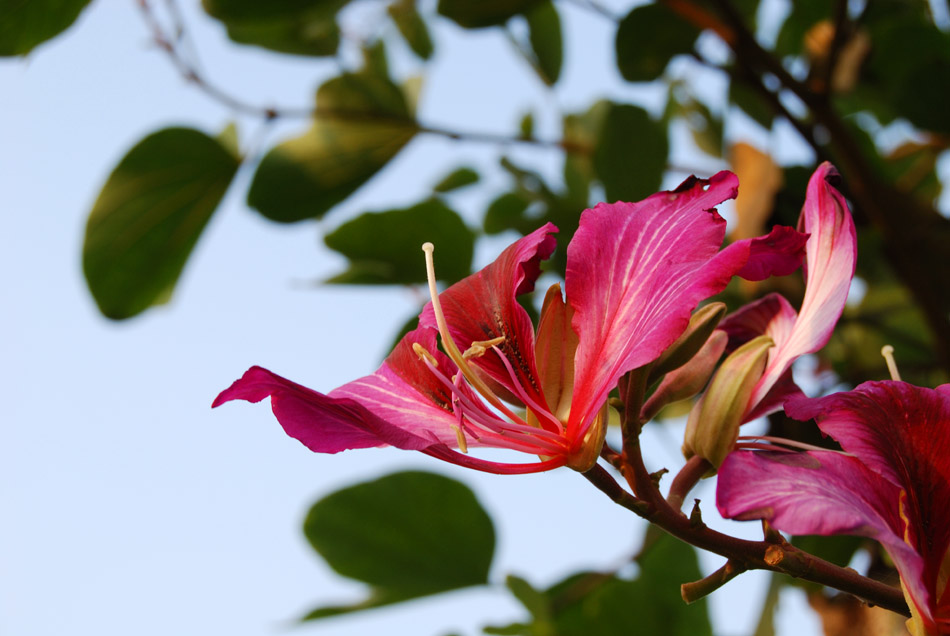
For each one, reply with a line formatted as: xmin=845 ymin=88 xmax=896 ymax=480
xmin=615 ymin=4 xmax=699 ymax=82
xmin=324 ymin=199 xmax=474 ymax=284
xmin=555 ymin=535 xmax=712 ymax=636
xmin=496 ymin=534 xmax=711 ymax=636
xmin=389 ymin=0 xmax=434 ymax=59
xmin=247 ymin=72 xmax=416 ymax=222
xmin=483 ymin=192 xmax=533 ymax=235
xmin=302 ymin=471 xmax=495 ymax=620
xmin=0 ymin=0 xmax=92 ymax=56
xmin=524 ymin=0 xmax=562 ymax=85
xmin=437 ymin=0 xmax=540 ymax=29
xmin=201 ymin=0 xmax=346 ymax=56
xmin=861 ymin=9 xmax=950 ymax=134
xmin=593 ymin=103 xmax=668 ymax=202
xmin=82 ymin=127 xmax=239 ymax=320
xmin=729 ymin=79 xmax=773 ymax=130
xmin=433 ymin=166 xmax=480 ymax=193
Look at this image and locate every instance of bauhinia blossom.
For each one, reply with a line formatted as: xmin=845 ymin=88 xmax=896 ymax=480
xmin=683 ymin=162 xmax=856 ymax=466
xmin=213 ymin=172 xmax=806 ymax=474
xmin=717 ymin=161 xmax=857 ymax=421
xmin=717 ymin=381 xmax=950 ymax=635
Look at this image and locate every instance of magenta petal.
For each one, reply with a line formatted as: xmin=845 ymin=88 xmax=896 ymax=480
xmin=567 ymin=172 xmax=742 ymax=427
xmin=717 ymin=449 xmax=929 ymax=618
xmin=418 ymin=223 xmax=557 ymax=407
xmin=786 ymin=382 xmax=950 ymax=594
xmin=773 ymin=163 xmax=856 ymax=370
xmin=723 ymin=225 xmax=809 ymax=281
xmin=213 ymin=366 xmax=440 ymax=453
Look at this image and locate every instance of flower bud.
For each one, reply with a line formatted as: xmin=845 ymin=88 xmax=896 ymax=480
xmin=641 ymin=330 xmax=728 ymax=422
xmin=683 ymin=334 xmax=773 ymax=469
xmin=649 ymin=302 xmax=727 ymax=383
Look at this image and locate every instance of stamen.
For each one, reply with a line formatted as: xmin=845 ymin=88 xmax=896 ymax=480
xmin=737 ymin=435 xmax=851 ymax=454
xmin=421 ymin=243 xmax=523 ymax=423
xmin=463 ymin=336 xmax=507 ymax=360
xmin=452 ymin=424 xmax=469 ymax=453
xmin=412 ymin=342 xmax=438 ymax=367
xmin=489 ymin=344 xmax=565 ymax=434
xmin=881 ymin=345 xmax=902 ymax=381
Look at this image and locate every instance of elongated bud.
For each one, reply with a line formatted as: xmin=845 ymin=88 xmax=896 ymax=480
xmin=641 ymin=330 xmax=728 ymax=422
xmin=683 ymin=335 xmax=773 ymax=470
xmin=649 ymin=303 xmax=727 ymax=383
xmin=565 ymin=402 xmax=609 ymax=472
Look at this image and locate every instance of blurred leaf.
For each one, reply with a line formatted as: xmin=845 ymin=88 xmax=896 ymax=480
xmin=389 ymin=0 xmax=434 ymax=59
xmin=616 ymin=4 xmax=699 ymax=82
xmin=729 ymin=79 xmax=774 ymax=129
xmin=861 ymin=8 xmax=950 ymax=134
xmin=216 ymin=122 xmax=241 ymax=157
xmin=325 ymin=199 xmax=474 ymax=284
xmin=362 ymin=39 xmax=390 ymax=79
xmin=433 ymin=166 xmax=480 ymax=193
xmin=883 ymin=140 xmax=943 ymax=205
xmin=524 ymin=1 xmax=562 ymax=85
xmin=83 ymin=127 xmax=239 ymax=320
xmin=669 ymin=97 xmax=722 ymax=158
xmin=593 ymin=103 xmax=668 ymax=202
xmin=775 ymin=2 xmax=830 ymax=56
xmin=790 ymin=535 xmax=863 ymax=577
xmin=437 ymin=0 xmax=540 ymax=28
xmin=202 ymin=0 xmax=347 ymax=56
xmin=484 ymin=192 xmax=534 ymax=235
xmin=519 ymin=112 xmax=535 ymax=140
xmin=248 ymin=72 xmax=416 ymax=222
xmin=0 ymin=0 xmax=92 ymax=56
xmin=495 ymin=534 xmax=711 ymax=636
xmin=302 ymin=471 xmax=495 ymax=620
xmin=729 ymin=142 xmax=783 ymax=240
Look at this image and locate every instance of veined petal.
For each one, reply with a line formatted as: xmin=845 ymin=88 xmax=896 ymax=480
xmin=566 ymin=172 xmax=741 ymax=430
xmin=758 ymin=163 xmax=855 ymax=402
xmin=212 ymin=366 xmax=442 ymax=453
xmin=786 ymin=381 xmax=950 ymax=604
xmin=419 ymin=223 xmax=557 ymax=409
xmin=717 ymin=449 xmax=929 ymax=621
xmin=720 ymin=225 xmax=809 ymax=281
xmin=331 ymin=326 xmax=491 ymax=448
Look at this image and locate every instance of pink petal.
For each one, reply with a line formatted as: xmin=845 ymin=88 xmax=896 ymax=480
xmin=566 ymin=172 xmax=743 ymax=429
xmin=717 ymin=449 xmax=930 ymax=620
xmin=418 ymin=223 xmax=557 ymax=409
xmin=760 ymin=163 xmax=855 ymax=396
xmin=213 ymin=366 xmax=441 ymax=453
xmin=786 ymin=381 xmax=950 ymax=600
xmin=722 ymin=225 xmax=809 ymax=281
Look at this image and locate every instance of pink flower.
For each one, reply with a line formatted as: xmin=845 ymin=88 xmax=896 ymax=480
xmin=214 ymin=172 xmax=806 ymax=474
xmin=718 ymin=381 xmax=950 ymax=634
xmin=718 ymin=162 xmax=857 ymax=421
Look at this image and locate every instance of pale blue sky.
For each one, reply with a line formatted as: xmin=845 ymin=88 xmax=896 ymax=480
xmin=1 ymin=2 xmax=824 ymax=635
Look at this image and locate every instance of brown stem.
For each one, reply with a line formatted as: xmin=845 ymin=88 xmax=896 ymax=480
xmin=681 ymin=559 xmax=745 ymax=604
xmin=586 ymin=440 xmax=909 ymax=616
xmin=667 ymin=454 xmax=712 ymax=512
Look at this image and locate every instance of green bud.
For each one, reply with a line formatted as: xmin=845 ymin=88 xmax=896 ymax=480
xmin=683 ymin=334 xmax=773 ymax=470
xmin=649 ymin=302 xmax=727 ymax=383
xmin=641 ymin=330 xmax=728 ymax=422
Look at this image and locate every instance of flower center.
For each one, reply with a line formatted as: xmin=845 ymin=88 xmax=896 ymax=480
xmin=416 ymin=242 xmax=567 ymax=456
